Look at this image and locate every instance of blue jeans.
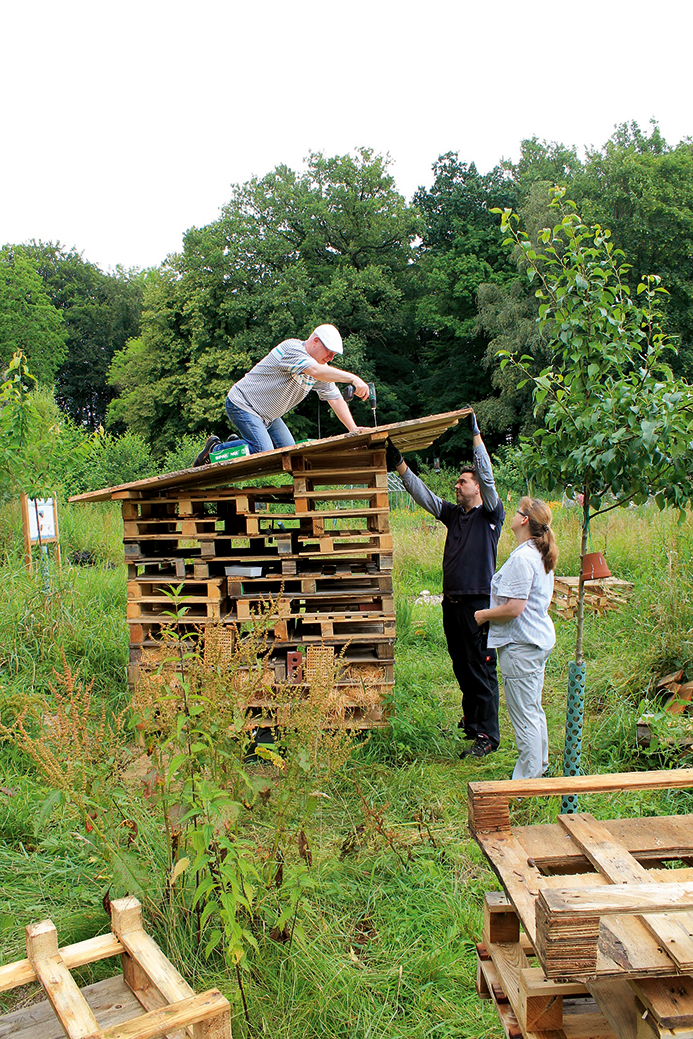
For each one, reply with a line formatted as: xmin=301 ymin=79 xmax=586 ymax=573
xmin=225 ymin=397 xmax=295 ymax=455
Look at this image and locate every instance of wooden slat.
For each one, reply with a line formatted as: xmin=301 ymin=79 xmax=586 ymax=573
xmin=98 ymin=990 xmax=229 ymax=1039
xmin=469 ymin=770 xmax=693 ymax=835
xmin=632 ymin=974 xmax=693 ymax=1029
xmin=26 ymin=921 xmax=100 ymax=1039
xmin=110 ymin=898 xmax=194 ymax=1005
xmin=0 ymin=975 xmax=140 ymax=1039
xmin=586 ymin=978 xmax=639 ymax=1039
xmin=540 ymin=880 xmax=693 ymax=919
xmin=476 ymin=832 xmax=547 ymax=947
xmin=536 ymin=881 xmax=693 ymax=980
xmin=512 ymin=814 xmax=693 ymax=873
xmin=0 ymin=933 xmax=123 ymax=993
xmin=559 ymin=814 xmax=693 ymax=973
xmin=68 ymin=410 xmax=467 ymax=503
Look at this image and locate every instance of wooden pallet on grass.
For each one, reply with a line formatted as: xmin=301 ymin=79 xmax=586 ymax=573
xmin=469 ymin=769 xmax=693 ymax=1039
xmin=0 ymin=896 xmax=230 ymax=1039
xmin=551 ymin=576 xmax=634 ymax=620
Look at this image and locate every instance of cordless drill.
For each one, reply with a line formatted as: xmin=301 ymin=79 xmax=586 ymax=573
xmin=342 ymin=382 xmax=378 ymax=426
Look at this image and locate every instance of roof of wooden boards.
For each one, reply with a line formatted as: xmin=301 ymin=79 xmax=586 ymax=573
xmin=69 ymin=408 xmax=470 ymax=503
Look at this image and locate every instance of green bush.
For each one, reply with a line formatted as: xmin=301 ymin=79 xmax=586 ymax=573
xmin=160 ymin=434 xmax=205 ymax=474
xmin=69 ymin=431 xmax=156 ymax=494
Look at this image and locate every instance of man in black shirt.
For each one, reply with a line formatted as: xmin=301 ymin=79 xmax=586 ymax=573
xmin=387 ymin=413 xmax=505 ymax=757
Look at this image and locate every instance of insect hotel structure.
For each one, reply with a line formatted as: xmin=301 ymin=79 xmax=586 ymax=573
xmin=71 ymin=411 xmax=466 ymax=728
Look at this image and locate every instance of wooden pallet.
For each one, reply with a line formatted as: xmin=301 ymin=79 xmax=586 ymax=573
xmin=551 ymin=576 xmax=634 ymax=620
xmin=469 ymin=769 xmax=693 ymax=1039
xmin=118 ymin=442 xmax=397 ymax=723
xmin=477 ymin=893 xmax=616 ymax=1039
xmin=0 ymin=897 xmax=230 ymax=1039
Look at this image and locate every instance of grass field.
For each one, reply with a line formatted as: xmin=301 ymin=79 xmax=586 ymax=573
xmin=1 ymin=489 xmax=692 ymax=1038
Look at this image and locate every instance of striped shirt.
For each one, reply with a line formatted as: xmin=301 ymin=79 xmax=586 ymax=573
xmin=227 ymin=339 xmax=341 ymax=423
xmin=487 ymin=540 xmax=555 ymax=651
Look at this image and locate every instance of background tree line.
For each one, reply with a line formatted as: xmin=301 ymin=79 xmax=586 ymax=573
xmin=3 ymin=120 xmax=693 ymax=472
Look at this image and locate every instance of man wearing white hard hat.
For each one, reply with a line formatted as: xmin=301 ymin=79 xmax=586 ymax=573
xmin=194 ymin=324 xmax=370 ymax=462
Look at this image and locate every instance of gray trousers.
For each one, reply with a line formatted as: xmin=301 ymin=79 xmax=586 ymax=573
xmin=497 ymin=643 xmax=552 ymax=779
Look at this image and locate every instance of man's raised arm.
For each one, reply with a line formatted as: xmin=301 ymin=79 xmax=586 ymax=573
xmin=386 ymin=439 xmax=444 ymax=520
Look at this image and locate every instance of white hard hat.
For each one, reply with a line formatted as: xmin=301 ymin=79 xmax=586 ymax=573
xmin=312 ymin=323 xmax=343 ymax=355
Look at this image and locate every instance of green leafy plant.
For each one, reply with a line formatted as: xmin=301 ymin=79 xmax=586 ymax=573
xmin=493 ymin=188 xmax=693 ymax=788
xmin=0 ymin=352 xmax=91 ymax=500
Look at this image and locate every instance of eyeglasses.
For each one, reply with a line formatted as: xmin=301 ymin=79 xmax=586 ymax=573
xmin=516 ymin=510 xmax=528 ymax=517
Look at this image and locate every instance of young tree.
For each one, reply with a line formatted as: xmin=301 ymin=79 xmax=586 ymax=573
xmin=0 ymin=352 xmax=89 ymax=501
xmin=495 ymin=189 xmax=693 ymax=807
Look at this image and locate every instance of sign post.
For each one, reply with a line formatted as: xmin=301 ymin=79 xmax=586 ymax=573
xmin=20 ymin=495 xmax=61 ymax=578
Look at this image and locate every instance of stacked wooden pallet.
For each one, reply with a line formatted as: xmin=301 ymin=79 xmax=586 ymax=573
xmin=469 ymin=769 xmax=693 ymax=1039
xmin=0 ymin=896 xmax=230 ymax=1039
xmin=69 ymin=411 xmax=468 ymax=730
xmin=121 ymin=442 xmax=394 ymax=727
xmin=551 ymin=575 xmax=634 ymax=619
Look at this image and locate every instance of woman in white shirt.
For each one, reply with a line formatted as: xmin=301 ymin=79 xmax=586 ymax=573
xmin=474 ymin=499 xmax=558 ymax=779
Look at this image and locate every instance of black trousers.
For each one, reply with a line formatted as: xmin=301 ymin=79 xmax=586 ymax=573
xmin=442 ymin=595 xmax=500 ymax=749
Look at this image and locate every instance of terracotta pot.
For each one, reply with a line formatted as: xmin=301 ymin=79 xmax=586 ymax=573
xmin=580 ymin=551 xmax=611 ymax=581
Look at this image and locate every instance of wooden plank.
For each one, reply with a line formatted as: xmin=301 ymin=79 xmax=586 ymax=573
xmin=559 ymin=814 xmax=693 ymax=973
xmin=69 ymin=410 xmax=468 ymax=502
xmin=633 ymin=974 xmax=693 ymax=1029
xmin=0 ymin=975 xmax=141 ymax=1039
xmin=540 ymin=880 xmax=693 ymax=919
xmin=110 ymin=897 xmax=195 ymax=1005
xmin=513 ymin=815 xmax=693 ymax=873
xmin=469 ymin=770 xmax=693 ymax=836
xmin=475 ymin=953 xmax=530 ymax=1039
xmin=535 ymin=881 xmax=693 ymax=979
xmin=98 ymin=990 xmax=230 ymax=1039
xmin=0 ymin=933 xmax=123 ymax=993
xmin=476 ymin=832 xmax=547 ymax=947
xmin=587 ymin=978 xmax=640 ymax=1039
xmin=25 ymin=921 xmax=101 ymax=1039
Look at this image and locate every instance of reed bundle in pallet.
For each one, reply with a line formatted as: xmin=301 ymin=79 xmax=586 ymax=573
xmin=469 ymin=768 xmax=693 ymax=1039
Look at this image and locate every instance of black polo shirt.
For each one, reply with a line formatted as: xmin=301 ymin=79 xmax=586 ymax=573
xmin=439 ymin=498 xmax=505 ymax=597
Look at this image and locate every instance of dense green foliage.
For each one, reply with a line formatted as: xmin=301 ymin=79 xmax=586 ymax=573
xmin=27 ymin=242 xmax=144 ymax=429
xmin=106 ymin=150 xmax=421 ymax=454
xmin=3 ymin=122 xmax=693 ymax=466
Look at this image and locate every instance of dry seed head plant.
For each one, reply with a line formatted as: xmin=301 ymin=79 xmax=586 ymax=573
xmin=1 ymin=653 xmax=127 ymax=813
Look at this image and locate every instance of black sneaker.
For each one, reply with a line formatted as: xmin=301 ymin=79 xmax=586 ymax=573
xmin=193 ymin=435 xmax=221 ymax=467
xmin=461 ymin=734 xmax=494 ymax=758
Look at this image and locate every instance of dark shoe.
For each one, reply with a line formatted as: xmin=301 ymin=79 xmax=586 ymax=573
xmin=193 ymin=435 xmax=221 ymax=467
xmin=461 ymin=734 xmax=494 ymax=758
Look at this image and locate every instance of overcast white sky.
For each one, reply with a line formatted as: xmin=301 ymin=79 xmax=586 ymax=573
xmin=2 ymin=0 xmax=690 ymax=273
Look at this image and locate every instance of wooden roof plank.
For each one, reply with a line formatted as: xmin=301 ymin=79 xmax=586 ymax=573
xmin=68 ymin=410 xmax=468 ymax=503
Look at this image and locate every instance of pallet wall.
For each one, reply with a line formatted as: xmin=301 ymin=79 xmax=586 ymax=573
xmin=123 ymin=444 xmax=394 ymax=727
